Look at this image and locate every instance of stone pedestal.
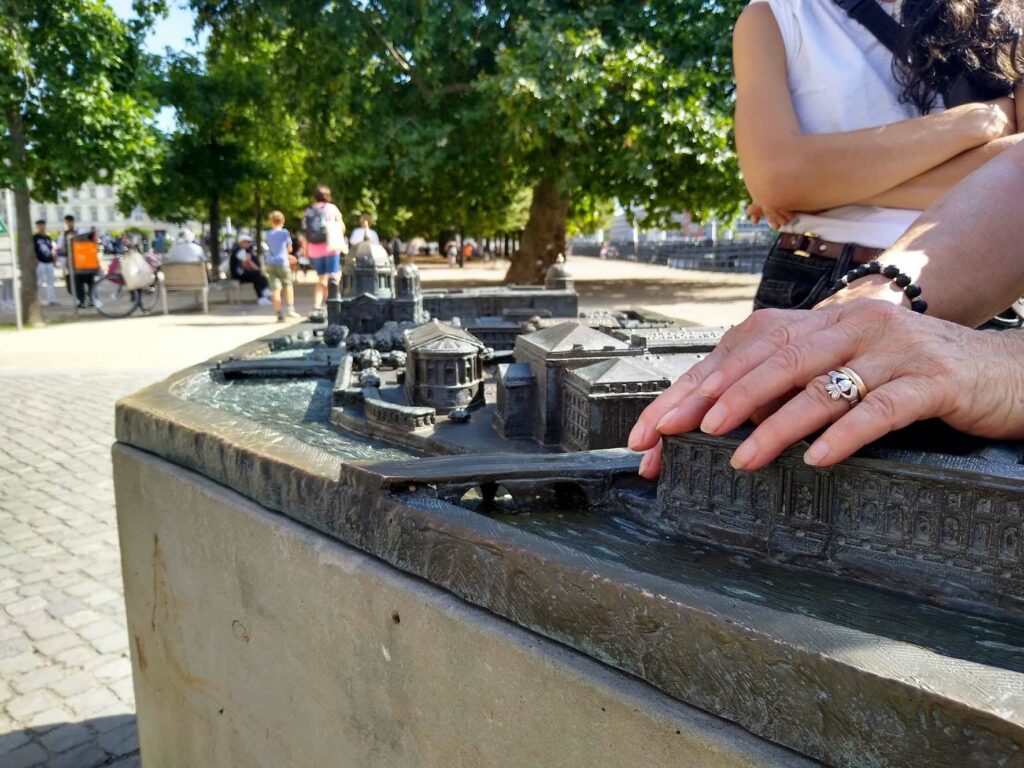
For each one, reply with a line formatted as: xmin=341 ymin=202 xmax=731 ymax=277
xmin=114 ymin=446 xmax=809 ymax=768
xmin=113 ymin=330 xmax=1024 ymax=768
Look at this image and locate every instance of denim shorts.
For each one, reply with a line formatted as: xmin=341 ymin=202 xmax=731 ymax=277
xmin=753 ymin=239 xmax=855 ymax=311
xmin=311 ymin=253 xmax=341 ymax=276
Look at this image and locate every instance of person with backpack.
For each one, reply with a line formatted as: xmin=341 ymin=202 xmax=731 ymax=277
xmin=734 ymin=0 xmax=1024 ymax=313
xmin=303 ymin=185 xmax=346 ymax=313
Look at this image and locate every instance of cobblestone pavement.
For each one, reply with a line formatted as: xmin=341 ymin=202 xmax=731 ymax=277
xmin=0 ymin=369 xmax=170 ymax=768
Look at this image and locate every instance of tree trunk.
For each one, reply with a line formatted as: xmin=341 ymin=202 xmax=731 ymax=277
xmin=209 ymin=192 xmax=221 ymax=273
xmin=7 ymin=104 xmax=42 ymax=325
xmin=504 ymin=177 xmax=568 ymax=284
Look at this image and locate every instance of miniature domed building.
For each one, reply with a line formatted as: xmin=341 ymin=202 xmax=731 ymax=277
xmin=544 ymin=255 xmax=574 ymax=291
xmin=404 ymin=319 xmax=485 ymax=414
xmin=393 ymin=261 xmax=428 ymax=323
xmin=342 ymin=239 xmax=394 ymax=298
xmin=396 ymin=262 xmax=422 ymax=299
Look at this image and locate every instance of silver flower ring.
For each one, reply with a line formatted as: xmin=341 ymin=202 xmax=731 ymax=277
xmin=824 ymin=367 xmax=867 ymax=405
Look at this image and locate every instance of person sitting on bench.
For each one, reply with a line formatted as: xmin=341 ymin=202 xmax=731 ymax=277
xmin=229 ymin=233 xmax=271 ymax=306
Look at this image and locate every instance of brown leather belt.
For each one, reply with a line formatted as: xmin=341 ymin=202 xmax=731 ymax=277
xmin=776 ymin=233 xmax=882 ymax=265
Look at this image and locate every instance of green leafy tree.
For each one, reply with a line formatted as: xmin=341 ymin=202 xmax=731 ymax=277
xmin=0 ymin=0 xmax=162 ymax=324
xmin=488 ymin=1 xmax=745 ymax=281
xmin=129 ymin=35 xmax=308 ymax=262
xmin=187 ymin=0 xmax=746 ymax=282
xmin=191 ymin=0 xmax=528 ymax=241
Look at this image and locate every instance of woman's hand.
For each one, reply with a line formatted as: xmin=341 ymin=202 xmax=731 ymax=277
xmin=629 ymin=301 xmax=1024 ymax=478
xmin=747 ymin=202 xmax=796 ymax=230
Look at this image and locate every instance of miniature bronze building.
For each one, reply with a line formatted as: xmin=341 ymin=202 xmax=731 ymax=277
xmin=653 ymin=430 xmax=1024 ymax=616
xmin=496 ymin=322 xmax=723 ymax=447
xmin=420 ymin=286 xmax=578 ymax=322
xmin=464 ymin=318 xmax=524 ymax=351
xmin=504 ymin=322 xmax=633 ymax=445
xmin=404 ymin=320 xmax=485 ymax=413
xmin=561 ymin=355 xmax=701 ymax=451
xmin=328 ymin=254 xmax=427 ymax=332
xmin=544 ymin=258 xmax=574 ymax=291
xmin=493 ymin=363 xmax=536 ymax=439
xmin=611 ymin=326 xmax=726 ymax=354
xmin=328 ymin=253 xmax=575 ymax=337
xmin=342 ymin=240 xmax=394 ymax=298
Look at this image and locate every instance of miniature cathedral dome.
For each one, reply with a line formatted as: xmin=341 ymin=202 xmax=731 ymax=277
xmin=354 ymin=239 xmax=393 ymax=270
xmin=544 ymin=255 xmax=574 ymax=291
xmin=350 ymin=240 xmax=395 ymax=299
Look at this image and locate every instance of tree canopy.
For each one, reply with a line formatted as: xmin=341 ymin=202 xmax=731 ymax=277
xmin=0 ymin=0 xmax=162 ymax=323
xmin=184 ymin=0 xmax=746 ymax=280
xmin=126 ymin=35 xmax=308 ymax=258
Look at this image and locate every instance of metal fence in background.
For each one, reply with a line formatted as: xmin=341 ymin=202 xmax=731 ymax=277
xmin=571 ymin=238 xmax=774 ymax=274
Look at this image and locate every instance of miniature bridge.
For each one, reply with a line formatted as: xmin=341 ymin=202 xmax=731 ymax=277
xmin=343 ymin=449 xmax=643 ymax=511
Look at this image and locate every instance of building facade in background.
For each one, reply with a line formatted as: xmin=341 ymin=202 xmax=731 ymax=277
xmin=29 ymin=183 xmax=192 ymax=236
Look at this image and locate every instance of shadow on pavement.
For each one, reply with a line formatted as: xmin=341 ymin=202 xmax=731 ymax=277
xmin=0 ymin=713 xmax=139 ymax=768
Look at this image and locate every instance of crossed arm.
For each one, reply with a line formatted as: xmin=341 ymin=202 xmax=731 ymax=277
xmin=734 ymin=3 xmax=1020 ymax=219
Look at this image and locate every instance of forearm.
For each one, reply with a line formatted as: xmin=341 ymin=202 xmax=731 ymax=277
xmin=858 ymin=134 xmax=1024 ymax=210
xmin=740 ymin=103 xmax=1005 ymax=211
xmin=821 ymin=142 xmax=1024 ymax=327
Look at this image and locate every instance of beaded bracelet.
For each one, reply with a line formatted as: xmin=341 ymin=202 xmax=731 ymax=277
xmin=830 ymin=261 xmax=928 ymax=314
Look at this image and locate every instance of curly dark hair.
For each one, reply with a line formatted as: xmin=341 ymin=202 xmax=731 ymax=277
xmin=895 ymin=0 xmax=1024 ymax=113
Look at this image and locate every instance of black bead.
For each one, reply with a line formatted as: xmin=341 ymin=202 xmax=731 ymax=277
xmin=854 ymin=264 xmax=870 ymax=276
xmin=882 ymin=264 xmax=900 ymax=278
xmin=844 ymin=269 xmax=860 ymax=282
xmin=830 ymin=279 xmax=845 ymax=292
xmin=910 ymin=298 xmax=928 ymax=313
xmin=904 ymin=283 xmax=922 ymax=299
xmin=867 ymin=261 xmax=882 ymax=273
xmin=894 ymin=273 xmax=911 ymax=288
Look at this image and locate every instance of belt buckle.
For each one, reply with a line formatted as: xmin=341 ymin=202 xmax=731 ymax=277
xmin=793 ymin=231 xmax=817 ymax=258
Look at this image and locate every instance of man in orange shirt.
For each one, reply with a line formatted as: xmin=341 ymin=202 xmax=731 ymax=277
xmin=59 ymin=215 xmax=101 ymax=308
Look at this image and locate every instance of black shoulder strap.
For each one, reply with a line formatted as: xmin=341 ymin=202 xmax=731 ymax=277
xmin=834 ymin=0 xmax=1006 ymax=106
xmin=833 ymin=0 xmax=900 ymax=53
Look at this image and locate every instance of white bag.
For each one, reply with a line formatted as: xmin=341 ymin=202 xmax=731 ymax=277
xmin=122 ymin=250 xmax=155 ymax=290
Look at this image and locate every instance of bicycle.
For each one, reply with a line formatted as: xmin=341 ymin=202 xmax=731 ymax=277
xmin=91 ymin=250 xmax=162 ymax=319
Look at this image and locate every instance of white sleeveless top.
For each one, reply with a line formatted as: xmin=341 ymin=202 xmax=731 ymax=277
xmin=748 ymin=0 xmax=938 ymax=248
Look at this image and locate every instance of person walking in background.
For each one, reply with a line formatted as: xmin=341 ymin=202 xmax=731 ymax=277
xmin=303 ymin=185 xmax=345 ymax=313
xmin=32 ymin=220 xmax=56 ymax=306
xmin=229 ymin=232 xmax=272 ymax=305
xmin=56 ymin=215 xmax=76 ymax=270
xmin=348 ymin=212 xmax=379 ymax=246
xmin=265 ymin=211 xmax=300 ymax=322
xmin=388 ymin=234 xmax=402 ymax=261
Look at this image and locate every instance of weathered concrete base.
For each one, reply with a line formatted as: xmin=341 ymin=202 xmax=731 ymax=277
xmin=114 ymin=445 xmax=815 ymax=768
